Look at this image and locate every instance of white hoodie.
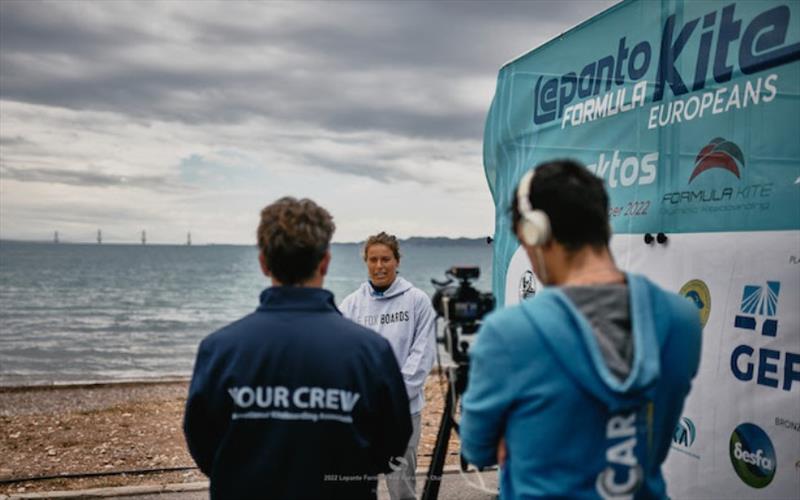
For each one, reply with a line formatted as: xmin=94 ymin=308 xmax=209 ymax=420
xmin=339 ymin=276 xmax=437 ymax=414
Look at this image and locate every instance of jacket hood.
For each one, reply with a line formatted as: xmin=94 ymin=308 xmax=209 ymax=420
xmin=357 ymin=276 xmax=414 ymax=300
xmin=521 ymin=273 xmax=660 ymax=412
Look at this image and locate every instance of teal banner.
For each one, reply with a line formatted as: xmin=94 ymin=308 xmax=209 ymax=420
xmin=484 ymin=0 xmax=800 ymax=302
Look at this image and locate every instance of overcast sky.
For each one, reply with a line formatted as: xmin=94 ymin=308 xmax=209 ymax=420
xmin=0 ymin=0 xmax=616 ymax=244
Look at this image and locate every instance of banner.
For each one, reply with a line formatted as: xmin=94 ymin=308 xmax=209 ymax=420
xmin=484 ymin=0 xmax=799 ymax=497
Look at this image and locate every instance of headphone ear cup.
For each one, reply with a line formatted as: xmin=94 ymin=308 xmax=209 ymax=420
xmin=519 ymin=219 xmax=538 ymax=246
xmin=520 ymin=210 xmax=550 ymax=246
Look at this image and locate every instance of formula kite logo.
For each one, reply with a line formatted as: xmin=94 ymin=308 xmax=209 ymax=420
xmin=690 ymin=138 xmax=745 ymax=183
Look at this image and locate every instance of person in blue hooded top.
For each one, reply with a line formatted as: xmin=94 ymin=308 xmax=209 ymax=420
xmin=184 ymin=197 xmax=412 ymax=500
xmin=460 ymin=160 xmax=702 ymax=499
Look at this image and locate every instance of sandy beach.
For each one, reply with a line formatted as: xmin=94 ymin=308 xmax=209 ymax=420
xmin=0 ymin=373 xmax=461 ymax=495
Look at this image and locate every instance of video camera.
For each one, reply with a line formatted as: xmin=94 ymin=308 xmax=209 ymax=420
xmin=431 ymin=266 xmax=495 ymax=365
xmin=423 ymin=266 xmax=495 ymax=500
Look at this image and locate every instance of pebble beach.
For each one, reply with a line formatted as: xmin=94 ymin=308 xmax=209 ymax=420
xmin=0 ymin=373 xmax=461 ymax=496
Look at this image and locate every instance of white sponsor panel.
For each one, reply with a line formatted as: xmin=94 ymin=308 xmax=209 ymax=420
xmin=503 ymin=228 xmax=799 ymax=498
xmin=612 ymin=230 xmax=800 ymax=499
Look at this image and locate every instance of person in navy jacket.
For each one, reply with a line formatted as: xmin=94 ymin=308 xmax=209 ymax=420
xmin=184 ymin=197 xmax=412 ymax=500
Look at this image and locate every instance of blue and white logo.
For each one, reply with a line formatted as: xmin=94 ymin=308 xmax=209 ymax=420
xmin=734 ymin=281 xmax=780 ymax=337
xmin=729 ymin=279 xmax=799 ymax=391
xmin=671 ymin=416 xmax=700 ymax=459
xmin=673 ymin=417 xmax=696 ymax=448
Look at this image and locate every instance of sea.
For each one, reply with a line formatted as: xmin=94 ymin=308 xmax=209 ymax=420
xmin=0 ymin=239 xmax=492 ymax=385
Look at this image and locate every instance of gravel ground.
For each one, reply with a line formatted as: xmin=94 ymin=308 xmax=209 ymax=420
xmin=0 ymin=373 xmax=462 ymax=495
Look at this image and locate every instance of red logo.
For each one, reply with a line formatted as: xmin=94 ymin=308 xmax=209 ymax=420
xmin=690 ymin=137 xmax=745 ymax=183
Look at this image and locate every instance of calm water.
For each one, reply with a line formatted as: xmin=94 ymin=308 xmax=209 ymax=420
xmin=0 ymin=240 xmax=492 ymax=384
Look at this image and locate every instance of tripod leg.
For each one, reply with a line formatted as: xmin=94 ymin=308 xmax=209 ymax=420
xmin=421 ymin=383 xmax=454 ymax=500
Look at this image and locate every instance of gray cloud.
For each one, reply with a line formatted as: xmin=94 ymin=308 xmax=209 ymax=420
xmin=298 ymin=150 xmax=430 ymax=185
xmin=0 ymin=0 xmax=617 ymax=242
xmin=1 ymin=165 xmax=176 ymax=190
xmin=0 ymin=135 xmax=34 ymax=147
xmin=0 ymin=1 xmax=153 ymax=54
xmin=0 ymin=0 xmax=616 ymax=140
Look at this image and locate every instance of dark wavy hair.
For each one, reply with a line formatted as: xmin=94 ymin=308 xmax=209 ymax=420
xmin=511 ymin=159 xmax=610 ymax=251
xmin=257 ymin=197 xmax=335 ymax=285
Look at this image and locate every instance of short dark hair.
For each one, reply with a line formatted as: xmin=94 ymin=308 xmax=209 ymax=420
xmin=511 ymin=159 xmax=610 ymax=251
xmin=363 ymin=231 xmax=400 ymax=261
xmin=257 ymin=197 xmax=335 ymax=285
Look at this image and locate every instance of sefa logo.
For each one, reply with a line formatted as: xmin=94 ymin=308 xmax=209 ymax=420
xmin=734 ymin=281 xmax=780 ymax=337
xmin=679 ymin=280 xmax=711 ymax=329
xmin=690 ymin=137 xmax=745 ymax=183
xmin=672 ymin=417 xmax=696 ymax=448
xmin=729 ymin=423 xmax=776 ymax=489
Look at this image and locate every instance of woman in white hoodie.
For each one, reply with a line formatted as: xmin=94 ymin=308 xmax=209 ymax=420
xmin=339 ymin=232 xmax=437 ymax=500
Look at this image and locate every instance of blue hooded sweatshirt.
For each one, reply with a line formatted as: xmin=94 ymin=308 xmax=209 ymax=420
xmin=460 ymin=273 xmax=701 ymax=499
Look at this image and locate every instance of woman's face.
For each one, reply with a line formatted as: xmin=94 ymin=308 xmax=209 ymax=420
xmin=365 ymin=243 xmax=398 ymax=288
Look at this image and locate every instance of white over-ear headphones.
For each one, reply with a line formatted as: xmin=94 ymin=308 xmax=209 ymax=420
xmin=516 ymin=169 xmax=551 ymax=246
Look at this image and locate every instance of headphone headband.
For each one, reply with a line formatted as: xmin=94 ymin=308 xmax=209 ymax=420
xmin=516 ymin=169 xmax=536 ymax=215
xmin=515 ymin=168 xmax=551 ymax=247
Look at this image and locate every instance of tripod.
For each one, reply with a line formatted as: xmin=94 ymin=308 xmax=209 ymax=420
xmin=421 ymin=363 xmax=468 ymax=500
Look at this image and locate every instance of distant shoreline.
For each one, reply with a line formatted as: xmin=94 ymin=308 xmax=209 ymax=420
xmin=0 ymin=236 xmax=490 ymax=247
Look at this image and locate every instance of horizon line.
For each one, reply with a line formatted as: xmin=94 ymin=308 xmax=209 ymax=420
xmin=0 ymin=235 xmax=492 ymax=247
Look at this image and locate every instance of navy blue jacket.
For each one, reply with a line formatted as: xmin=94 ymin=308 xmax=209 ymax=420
xmin=184 ymin=286 xmax=412 ymax=500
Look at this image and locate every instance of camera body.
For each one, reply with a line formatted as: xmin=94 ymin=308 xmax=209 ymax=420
xmin=431 ymin=266 xmax=495 ymax=365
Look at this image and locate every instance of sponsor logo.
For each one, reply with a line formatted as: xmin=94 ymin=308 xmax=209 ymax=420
xmin=679 ymin=279 xmax=711 ymax=328
xmin=735 ymin=281 xmax=780 ymax=336
xmin=586 ymin=151 xmax=657 ymax=188
xmin=357 ymin=310 xmax=410 ymax=327
xmin=671 ymin=416 xmax=700 ymax=460
xmin=730 ymin=423 xmax=776 ymax=489
xmin=519 ymin=270 xmax=538 ymax=300
xmin=730 ymin=280 xmax=800 ymax=392
xmin=660 ymin=140 xmax=774 ymax=217
xmin=531 ymin=3 xmax=798 ymax=129
xmin=690 ymin=137 xmax=744 ymax=183
xmin=673 ymin=417 xmax=697 ymax=448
